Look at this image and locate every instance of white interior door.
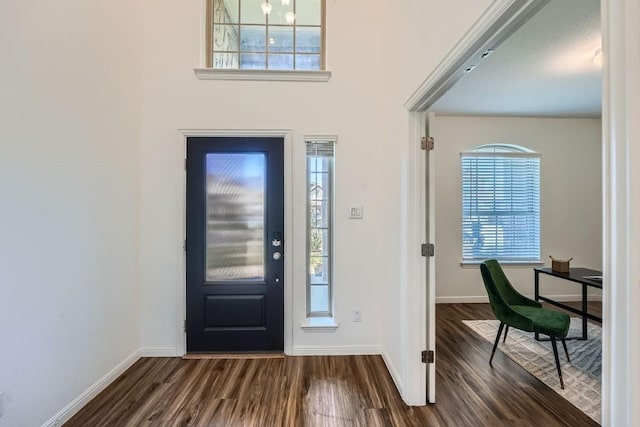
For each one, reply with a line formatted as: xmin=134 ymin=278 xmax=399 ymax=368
xmin=423 ymin=112 xmax=437 ymax=402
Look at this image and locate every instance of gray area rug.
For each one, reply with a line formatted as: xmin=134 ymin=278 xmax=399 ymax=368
xmin=463 ymin=318 xmax=601 ymax=424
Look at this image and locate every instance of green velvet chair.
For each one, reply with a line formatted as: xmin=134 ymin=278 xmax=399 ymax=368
xmin=480 ymin=259 xmax=571 ymax=389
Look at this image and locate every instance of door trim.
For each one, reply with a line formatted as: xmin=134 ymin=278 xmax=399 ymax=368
xmin=177 ymin=129 xmax=294 ymax=356
xmin=400 ymin=111 xmax=428 ymax=405
xmin=402 ymin=0 xmax=556 ymax=407
xmin=404 ymin=0 xmax=549 ymax=111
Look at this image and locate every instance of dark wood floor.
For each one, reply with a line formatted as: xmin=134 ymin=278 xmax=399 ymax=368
xmin=66 ymin=303 xmax=601 ymax=426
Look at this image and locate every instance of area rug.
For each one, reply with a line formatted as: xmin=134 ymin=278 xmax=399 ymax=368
xmin=463 ymin=318 xmax=601 ymax=423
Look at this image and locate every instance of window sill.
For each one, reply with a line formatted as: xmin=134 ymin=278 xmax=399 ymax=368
xmin=460 ymin=260 xmax=544 ymax=269
xmin=300 ymin=316 xmax=339 ymax=332
xmin=194 ymin=68 xmax=332 ymax=82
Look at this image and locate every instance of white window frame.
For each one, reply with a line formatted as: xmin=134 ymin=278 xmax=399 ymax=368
xmin=305 ymin=136 xmax=335 ymax=318
xmin=460 ymin=143 xmax=541 ymax=265
xmin=194 ymin=0 xmax=331 ymax=82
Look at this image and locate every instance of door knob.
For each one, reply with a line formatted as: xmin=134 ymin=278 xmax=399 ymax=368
xmin=273 ymin=252 xmax=282 ymax=260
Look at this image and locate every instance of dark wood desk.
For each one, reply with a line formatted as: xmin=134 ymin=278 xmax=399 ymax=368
xmin=534 ymin=267 xmax=602 ymax=340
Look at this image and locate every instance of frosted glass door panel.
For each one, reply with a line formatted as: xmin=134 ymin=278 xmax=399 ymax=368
xmin=206 ymin=153 xmax=266 ymax=281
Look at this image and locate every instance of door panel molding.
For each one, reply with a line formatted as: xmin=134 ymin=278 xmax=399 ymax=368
xmin=177 ymin=129 xmax=294 ymax=356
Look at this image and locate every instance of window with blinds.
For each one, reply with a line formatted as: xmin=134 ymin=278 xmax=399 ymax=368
xmin=306 ymin=137 xmax=335 ymax=316
xmin=461 ymin=144 xmax=540 ymax=262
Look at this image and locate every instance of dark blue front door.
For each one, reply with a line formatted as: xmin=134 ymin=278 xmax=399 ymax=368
xmin=186 ymin=137 xmax=284 ymax=352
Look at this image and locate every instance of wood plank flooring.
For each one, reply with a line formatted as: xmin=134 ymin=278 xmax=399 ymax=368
xmin=65 ymin=303 xmax=601 ymax=426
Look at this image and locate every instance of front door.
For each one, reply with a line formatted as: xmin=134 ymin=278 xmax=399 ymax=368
xmin=186 ymin=136 xmax=284 ymax=352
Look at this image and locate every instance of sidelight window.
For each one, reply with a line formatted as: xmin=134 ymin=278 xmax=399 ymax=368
xmin=306 ymin=137 xmax=335 ymax=316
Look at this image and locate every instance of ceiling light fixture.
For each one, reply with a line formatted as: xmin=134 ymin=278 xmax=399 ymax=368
xmin=261 ymin=1 xmax=272 ymax=15
xmin=285 ymin=11 xmax=296 ymax=24
xmin=464 ymin=65 xmax=477 ymax=74
xmin=481 ymin=49 xmax=495 ymax=59
xmin=593 ymin=48 xmax=603 ymax=67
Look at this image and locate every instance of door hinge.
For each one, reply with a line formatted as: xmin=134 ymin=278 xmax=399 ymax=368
xmin=184 ymin=158 xmax=187 ymax=170
xmin=421 ymin=243 xmax=435 ymax=257
xmin=183 ymin=320 xmax=187 ymax=333
xmin=183 ymin=239 xmax=186 ymax=252
xmin=421 ymin=350 xmax=434 ymax=364
xmin=421 ymin=136 xmax=434 ymax=150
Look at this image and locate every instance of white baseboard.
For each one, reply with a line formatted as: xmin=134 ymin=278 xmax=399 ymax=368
xmin=436 ymin=296 xmax=491 ymax=304
xmin=42 ymin=349 xmax=142 ymax=427
xmin=436 ymin=294 xmax=603 ymax=304
xmin=380 ymin=348 xmax=403 ymax=398
xmin=290 ymin=345 xmax=381 ymax=356
xmin=141 ymin=347 xmax=178 ymax=357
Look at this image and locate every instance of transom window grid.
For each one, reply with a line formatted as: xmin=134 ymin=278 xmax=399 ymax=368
xmin=461 ymin=145 xmax=541 ymax=263
xmin=208 ymin=0 xmax=325 ymax=70
xmin=306 ymin=139 xmax=334 ymax=316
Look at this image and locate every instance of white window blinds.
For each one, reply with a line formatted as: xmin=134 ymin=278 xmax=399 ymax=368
xmin=306 ymin=140 xmax=335 ymax=157
xmin=461 ymin=148 xmax=540 ymax=262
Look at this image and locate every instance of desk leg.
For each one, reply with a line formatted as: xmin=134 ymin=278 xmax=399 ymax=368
xmin=535 ymin=271 xmax=540 ymax=341
xmin=582 ymin=284 xmax=588 ymax=340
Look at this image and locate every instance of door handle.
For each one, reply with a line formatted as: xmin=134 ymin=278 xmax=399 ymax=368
xmin=273 ymin=252 xmax=282 ymax=260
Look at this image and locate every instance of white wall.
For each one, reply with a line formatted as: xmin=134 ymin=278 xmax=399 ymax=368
xmin=0 ymin=0 xmax=524 ymax=421
xmin=404 ymin=0 xmax=494 ymax=94
xmin=138 ymin=0 xmax=408 ymax=355
xmin=430 ymin=115 xmax=602 ymax=302
xmin=136 ymin=0 xmax=495 ymax=401
xmin=0 ymin=1 xmax=143 ymax=425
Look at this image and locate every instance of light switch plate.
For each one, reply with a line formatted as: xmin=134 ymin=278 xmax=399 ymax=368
xmin=349 ymin=205 xmax=363 ymax=219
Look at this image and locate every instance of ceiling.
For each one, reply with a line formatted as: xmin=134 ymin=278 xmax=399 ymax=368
xmin=431 ymin=0 xmax=602 ymax=118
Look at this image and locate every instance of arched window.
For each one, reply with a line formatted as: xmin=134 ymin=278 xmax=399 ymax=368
xmin=460 ymin=144 xmax=540 ymax=262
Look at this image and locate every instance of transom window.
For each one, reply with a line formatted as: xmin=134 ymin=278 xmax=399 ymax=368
xmin=208 ymin=0 xmax=324 ymax=70
xmin=306 ymin=137 xmax=335 ymax=316
xmin=461 ymin=144 xmax=541 ymax=263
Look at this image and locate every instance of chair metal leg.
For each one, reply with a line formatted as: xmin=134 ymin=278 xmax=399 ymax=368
xmin=550 ymin=336 xmax=565 ymax=389
xmin=490 ymin=322 xmax=505 ymax=366
xmin=503 ymin=325 xmax=509 ymax=343
xmin=561 ymin=338 xmax=570 ymax=363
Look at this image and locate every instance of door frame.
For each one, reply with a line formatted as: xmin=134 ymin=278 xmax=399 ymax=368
xmin=400 ymin=111 xmax=428 ymax=405
xmin=404 ymin=0 xmax=640 ymax=423
xmin=402 ymin=110 xmax=436 ymax=405
xmin=402 ymin=0 xmax=550 ymax=406
xmin=177 ymin=129 xmax=294 ymax=356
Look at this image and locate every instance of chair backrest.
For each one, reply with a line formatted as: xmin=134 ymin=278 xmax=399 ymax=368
xmin=480 ymin=259 xmax=528 ymax=322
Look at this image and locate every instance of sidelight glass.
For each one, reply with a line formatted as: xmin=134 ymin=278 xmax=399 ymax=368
xmin=306 ymin=138 xmax=335 ymax=316
xmin=205 ymin=153 xmax=266 ymax=281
